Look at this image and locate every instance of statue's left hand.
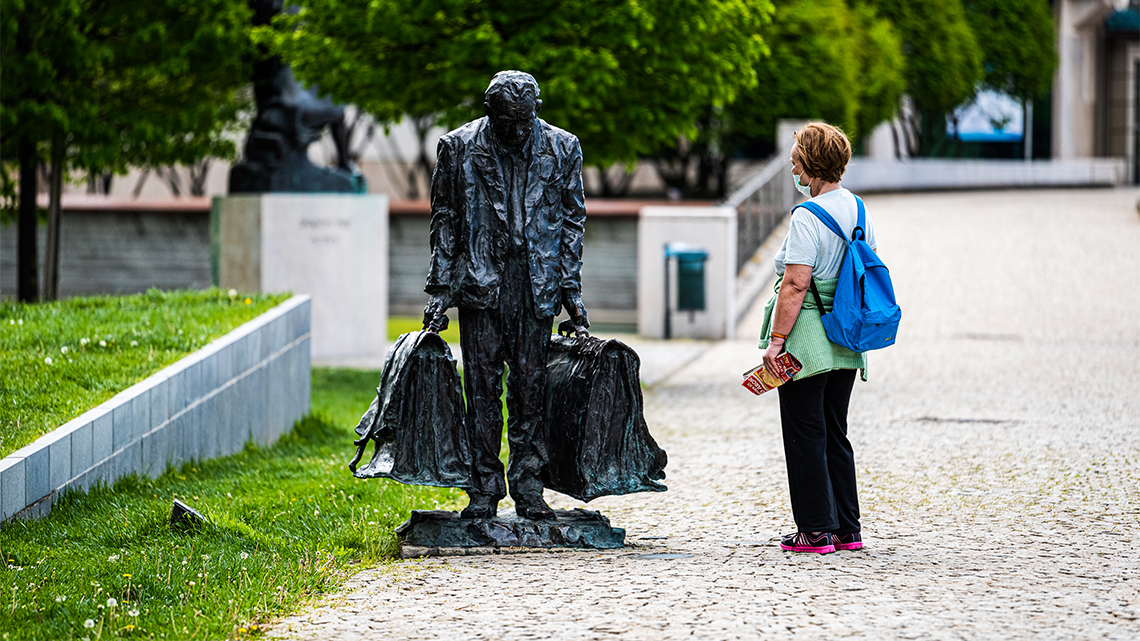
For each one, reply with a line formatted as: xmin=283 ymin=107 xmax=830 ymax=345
xmin=561 ymin=289 xmax=590 ymax=337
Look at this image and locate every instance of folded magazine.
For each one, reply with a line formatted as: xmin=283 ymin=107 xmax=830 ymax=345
xmin=741 ymin=352 xmax=803 ymax=396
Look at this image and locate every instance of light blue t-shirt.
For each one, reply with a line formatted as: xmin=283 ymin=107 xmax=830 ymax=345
xmin=774 ymin=187 xmax=877 ymax=279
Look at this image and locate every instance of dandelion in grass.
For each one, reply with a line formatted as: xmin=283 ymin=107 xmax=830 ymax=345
xmin=107 ymin=598 xmax=117 ymax=608
xmin=125 ymin=624 xmax=135 ymax=631
xmin=61 ymin=346 xmax=68 ymax=354
xmin=18 ymin=319 xmax=23 ymax=325
xmin=239 ymin=552 xmax=249 ymax=560
xmin=55 ymin=596 xmax=64 ymax=602
xmin=45 ymin=357 xmax=53 ymax=365
xmin=84 ymin=619 xmax=95 ymax=629
xmin=128 ymin=609 xmax=139 ymax=617
xmin=245 ymin=298 xmax=252 ymax=305
xmin=99 ymin=340 xmax=106 ymax=347
xmin=228 ymin=289 xmax=237 ymax=298
xmin=131 ymin=340 xmax=138 ymax=347
xmin=108 ymin=554 xmax=119 ymax=562
xmin=80 ymin=337 xmax=88 ymax=345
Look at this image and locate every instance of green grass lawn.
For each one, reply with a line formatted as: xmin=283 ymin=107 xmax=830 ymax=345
xmin=0 ymin=289 xmax=291 ymax=458
xmin=0 ymin=367 xmax=465 ymax=641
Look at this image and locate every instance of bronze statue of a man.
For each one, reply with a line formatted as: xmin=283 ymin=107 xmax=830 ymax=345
xmin=422 ymin=71 xmax=590 ymax=520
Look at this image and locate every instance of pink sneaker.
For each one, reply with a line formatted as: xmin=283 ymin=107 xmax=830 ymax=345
xmin=780 ymin=531 xmax=835 ymax=554
xmin=833 ymin=532 xmax=863 ymax=551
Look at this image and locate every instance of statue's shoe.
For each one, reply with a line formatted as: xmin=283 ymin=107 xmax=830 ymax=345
xmin=514 ymin=495 xmax=556 ymax=520
xmin=460 ymin=494 xmax=499 ymax=519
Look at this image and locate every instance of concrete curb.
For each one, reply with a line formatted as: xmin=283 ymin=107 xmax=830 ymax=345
xmin=0 ymin=295 xmax=312 ymax=524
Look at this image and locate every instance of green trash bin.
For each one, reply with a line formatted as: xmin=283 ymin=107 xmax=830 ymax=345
xmin=664 ymin=243 xmax=709 ymax=339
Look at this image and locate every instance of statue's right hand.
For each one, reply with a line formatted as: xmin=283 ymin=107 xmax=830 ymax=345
xmin=423 ymin=292 xmax=451 ymax=333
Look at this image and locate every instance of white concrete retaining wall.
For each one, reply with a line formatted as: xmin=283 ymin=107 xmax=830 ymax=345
xmin=844 ymin=158 xmax=1128 ymax=192
xmin=0 ymin=295 xmax=312 ymax=523
xmin=637 ymin=206 xmax=738 ymax=340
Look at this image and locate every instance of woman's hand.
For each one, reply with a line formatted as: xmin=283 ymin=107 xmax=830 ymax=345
xmin=763 ymin=337 xmax=786 ymax=377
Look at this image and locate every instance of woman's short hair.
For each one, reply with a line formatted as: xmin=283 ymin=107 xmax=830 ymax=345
xmin=794 ymin=122 xmax=852 ymax=184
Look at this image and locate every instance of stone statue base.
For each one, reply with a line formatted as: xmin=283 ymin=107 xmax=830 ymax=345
xmin=396 ymin=508 xmax=625 ymax=557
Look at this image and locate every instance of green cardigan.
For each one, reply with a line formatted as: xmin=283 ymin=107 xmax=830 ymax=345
xmin=757 ymin=276 xmax=867 ymax=381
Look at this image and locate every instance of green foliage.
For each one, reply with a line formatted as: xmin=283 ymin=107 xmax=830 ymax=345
xmin=262 ymin=0 xmax=772 ymax=168
xmin=0 ymin=368 xmax=464 ymax=641
xmin=728 ymin=0 xmax=862 ymax=146
xmin=863 ymin=0 xmax=983 ymax=115
xmin=850 ymin=2 xmax=906 ymax=141
xmin=963 ymin=0 xmax=1057 ymax=100
xmin=0 ymin=289 xmax=290 ymax=457
xmin=0 ymin=0 xmax=252 ymax=177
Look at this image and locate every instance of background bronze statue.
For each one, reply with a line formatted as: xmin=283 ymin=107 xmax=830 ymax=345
xmin=229 ymin=0 xmax=363 ymax=193
xmin=422 ymin=70 xmax=590 ymax=520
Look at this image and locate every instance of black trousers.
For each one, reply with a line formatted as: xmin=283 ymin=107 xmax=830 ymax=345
xmin=777 ymin=368 xmax=860 ymax=534
xmin=458 ymin=256 xmax=551 ymax=501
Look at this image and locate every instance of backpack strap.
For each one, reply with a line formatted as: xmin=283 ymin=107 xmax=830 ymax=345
xmin=792 ymin=201 xmax=846 ymax=241
xmin=808 ymin=277 xmax=827 ymax=314
xmin=852 ymin=195 xmax=866 ymax=241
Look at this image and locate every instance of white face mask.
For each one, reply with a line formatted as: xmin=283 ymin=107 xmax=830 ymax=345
xmin=792 ymin=170 xmax=812 ymax=196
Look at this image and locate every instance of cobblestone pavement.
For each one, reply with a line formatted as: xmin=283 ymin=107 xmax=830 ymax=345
xmin=272 ymin=188 xmax=1140 ymax=640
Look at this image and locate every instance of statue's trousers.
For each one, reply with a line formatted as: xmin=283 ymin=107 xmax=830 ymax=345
xmin=458 ymin=256 xmax=552 ymax=501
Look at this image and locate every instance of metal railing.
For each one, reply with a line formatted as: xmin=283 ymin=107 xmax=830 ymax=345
xmin=721 ymin=154 xmax=795 ymax=273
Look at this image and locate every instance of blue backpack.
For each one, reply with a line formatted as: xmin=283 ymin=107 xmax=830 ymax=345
xmin=793 ymin=196 xmax=901 ymax=352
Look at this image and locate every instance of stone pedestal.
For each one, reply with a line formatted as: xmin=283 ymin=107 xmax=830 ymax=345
xmin=397 ymin=508 xmax=626 ymax=556
xmin=212 ymin=194 xmax=388 ymax=361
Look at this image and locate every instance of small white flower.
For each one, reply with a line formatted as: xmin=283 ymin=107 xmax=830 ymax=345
xmin=99 ymin=340 xmax=106 ymax=347
xmin=55 ymin=596 xmax=64 ymax=602
xmin=80 ymin=337 xmax=88 ymax=345
xmin=128 ymin=609 xmax=139 ymax=617
xmin=61 ymin=346 xmax=68 ymax=354
xmin=84 ymin=619 xmax=95 ymax=629
xmin=45 ymin=357 xmax=53 ymax=365
xmin=228 ymin=289 xmax=237 ymax=297
xmin=130 ymin=340 xmax=138 ymax=347
xmin=188 ymin=581 xmax=195 ymax=586
xmin=17 ymin=319 xmax=23 ymax=325
xmin=107 ymin=597 xmax=117 ymax=608
xmin=108 ymin=554 xmax=119 ymax=562
xmin=314 ymin=508 xmax=320 ymax=516
xmin=239 ymin=552 xmax=249 ymax=560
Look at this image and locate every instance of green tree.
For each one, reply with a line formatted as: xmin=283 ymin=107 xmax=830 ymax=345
xmin=657 ymin=0 xmax=906 ymax=197
xmin=1 ymin=0 xmax=251 ymax=301
xmin=263 ymin=0 xmax=772 ymax=196
xmin=864 ymin=0 xmax=983 ymax=155
xmin=962 ymin=0 xmax=1056 ymax=100
xmin=850 ymin=1 xmax=906 ymax=145
xmin=731 ymin=0 xmax=861 ymax=143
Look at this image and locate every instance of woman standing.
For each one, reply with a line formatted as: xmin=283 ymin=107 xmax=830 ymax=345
xmin=758 ymin=122 xmax=873 ymax=555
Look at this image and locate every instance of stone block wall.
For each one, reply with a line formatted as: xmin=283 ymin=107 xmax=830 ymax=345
xmin=0 ymin=295 xmax=311 ymax=523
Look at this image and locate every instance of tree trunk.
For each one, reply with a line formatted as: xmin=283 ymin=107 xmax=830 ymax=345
xmin=43 ymin=134 xmax=64 ymax=301
xmin=17 ymin=135 xmax=39 ymax=303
